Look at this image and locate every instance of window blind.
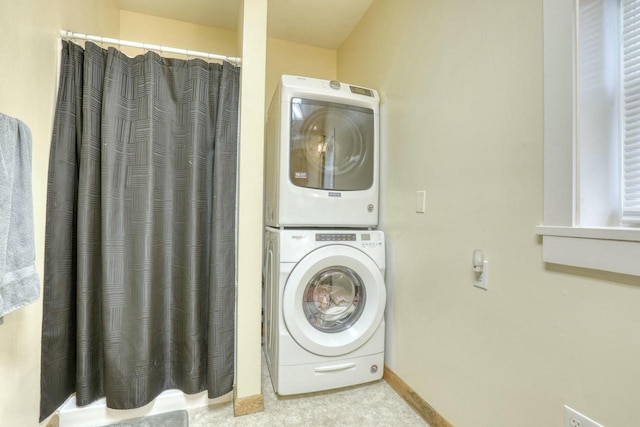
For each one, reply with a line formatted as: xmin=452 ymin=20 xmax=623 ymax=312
xmin=622 ymin=0 xmax=640 ymax=222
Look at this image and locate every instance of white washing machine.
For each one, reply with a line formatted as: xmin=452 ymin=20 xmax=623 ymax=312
xmin=264 ymin=75 xmax=380 ymax=228
xmin=263 ymin=227 xmax=386 ymax=395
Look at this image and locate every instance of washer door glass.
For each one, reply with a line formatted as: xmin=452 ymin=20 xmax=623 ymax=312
xmin=283 ymin=245 xmax=385 ymax=357
xmin=303 ymin=267 xmax=366 ymax=333
xmin=290 ymin=98 xmax=374 ymax=191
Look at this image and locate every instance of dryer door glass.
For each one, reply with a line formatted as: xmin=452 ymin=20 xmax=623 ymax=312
xmin=303 ymin=266 xmax=366 ymax=333
xmin=290 ymin=98 xmax=374 ymax=191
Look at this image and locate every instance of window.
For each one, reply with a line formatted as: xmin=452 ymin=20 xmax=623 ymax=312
xmin=536 ymin=0 xmax=640 ymax=276
xmin=622 ymin=0 xmax=640 ymax=223
xmin=577 ymin=0 xmax=620 ymax=227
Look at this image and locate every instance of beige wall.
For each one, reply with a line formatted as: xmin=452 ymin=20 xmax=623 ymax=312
xmin=265 ymin=38 xmax=336 ymax=107
xmin=119 ymin=10 xmax=238 ymax=59
xmin=0 ymin=2 xmax=120 ymax=425
xmin=338 ymin=1 xmax=640 ymax=426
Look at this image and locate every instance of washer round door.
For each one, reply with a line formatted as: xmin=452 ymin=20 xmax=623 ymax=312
xmin=283 ymin=245 xmax=386 ymax=357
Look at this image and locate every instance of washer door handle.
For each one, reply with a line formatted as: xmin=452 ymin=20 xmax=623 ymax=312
xmin=314 ymin=362 xmax=356 ymax=373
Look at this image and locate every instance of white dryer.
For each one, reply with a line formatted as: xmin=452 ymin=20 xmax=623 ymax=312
xmin=263 ymin=227 xmax=386 ymax=395
xmin=264 ymin=75 xmax=380 ymax=228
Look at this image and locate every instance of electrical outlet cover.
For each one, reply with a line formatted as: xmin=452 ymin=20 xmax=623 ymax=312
xmin=564 ymin=405 xmax=605 ymax=427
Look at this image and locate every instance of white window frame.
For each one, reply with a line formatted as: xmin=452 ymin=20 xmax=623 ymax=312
xmin=537 ymin=0 xmax=640 ymax=277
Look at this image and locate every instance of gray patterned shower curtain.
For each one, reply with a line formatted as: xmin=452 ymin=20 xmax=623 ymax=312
xmin=39 ymin=41 xmax=239 ymax=421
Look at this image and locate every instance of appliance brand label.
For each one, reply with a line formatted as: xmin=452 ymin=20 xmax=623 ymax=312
xmin=294 ymin=171 xmax=307 ymax=179
xmin=291 ymin=235 xmax=306 ymax=241
xmin=328 ymin=192 xmax=342 ymax=198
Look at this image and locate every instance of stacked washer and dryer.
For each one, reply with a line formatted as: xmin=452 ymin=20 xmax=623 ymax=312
xmin=263 ymin=75 xmax=385 ymax=395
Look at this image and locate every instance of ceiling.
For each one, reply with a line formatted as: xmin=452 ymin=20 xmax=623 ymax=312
xmin=118 ymin=0 xmax=374 ymax=49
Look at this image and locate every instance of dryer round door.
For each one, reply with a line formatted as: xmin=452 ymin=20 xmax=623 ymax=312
xmin=283 ymin=245 xmax=385 ymax=357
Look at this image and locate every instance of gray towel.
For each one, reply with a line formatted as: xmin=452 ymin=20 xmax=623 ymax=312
xmin=0 ymin=113 xmax=39 ymax=322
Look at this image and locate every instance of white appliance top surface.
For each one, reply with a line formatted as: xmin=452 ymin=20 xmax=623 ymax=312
xmin=281 ymin=75 xmax=380 ymax=102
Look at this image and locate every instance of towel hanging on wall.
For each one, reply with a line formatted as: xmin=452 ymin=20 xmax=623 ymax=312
xmin=0 ymin=113 xmax=40 ymax=324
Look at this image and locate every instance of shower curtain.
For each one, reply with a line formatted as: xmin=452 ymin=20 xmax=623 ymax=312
xmin=39 ymin=41 xmax=239 ymax=421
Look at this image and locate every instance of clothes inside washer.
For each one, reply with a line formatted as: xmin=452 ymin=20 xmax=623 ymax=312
xmin=305 ymin=285 xmax=359 ymax=329
xmin=330 ymin=287 xmax=356 ymax=306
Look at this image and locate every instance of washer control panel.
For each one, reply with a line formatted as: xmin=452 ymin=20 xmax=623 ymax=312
xmin=316 ymin=233 xmax=356 ymax=242
xmin=314 ymin=232 xmax=383 ymax=247
xmin=360 ymin=232 xmax=383 ymax=248
xmin=278 ymin=228 xmax=384 ymax=264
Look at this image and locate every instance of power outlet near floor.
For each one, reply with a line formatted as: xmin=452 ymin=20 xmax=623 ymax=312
xmin=564 ymin=405 xmax=605 ymax=427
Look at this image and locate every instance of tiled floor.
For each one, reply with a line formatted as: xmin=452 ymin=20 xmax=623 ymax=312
xmin=187 ymin=355 xmax=429 ymax=426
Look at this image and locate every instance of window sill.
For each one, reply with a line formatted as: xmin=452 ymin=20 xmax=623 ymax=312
xmin=535 ymin=226 xmax=640 ymax=276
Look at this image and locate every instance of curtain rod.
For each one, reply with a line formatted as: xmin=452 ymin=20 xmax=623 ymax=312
xmin=60 ymin=30 xmax=242 ymax=65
